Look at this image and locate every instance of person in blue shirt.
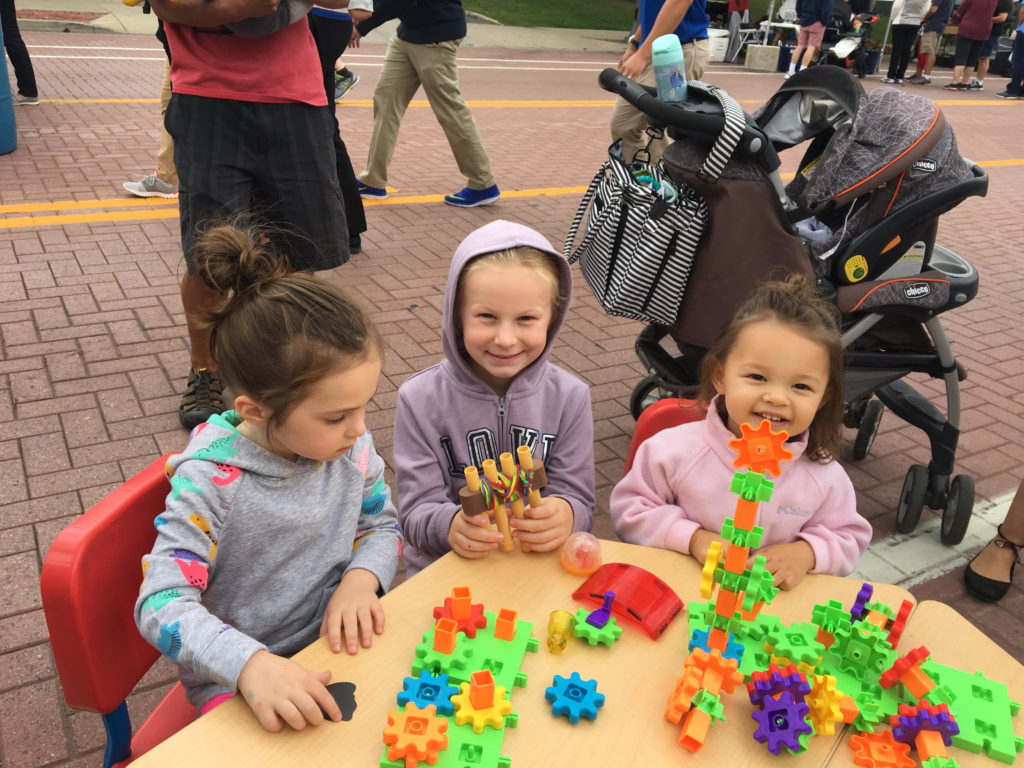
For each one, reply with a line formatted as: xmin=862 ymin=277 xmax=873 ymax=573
xmin=994 ymin=1 xmax=1024 ymax=97
xmin=610 ymin=0 xmax=711 ymax=164
xmin=906 ymin=0 xmax=956 ymax=84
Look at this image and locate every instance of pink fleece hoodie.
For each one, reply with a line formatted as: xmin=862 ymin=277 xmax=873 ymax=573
xmin=610 ymin=397 xmax=871 ymax=576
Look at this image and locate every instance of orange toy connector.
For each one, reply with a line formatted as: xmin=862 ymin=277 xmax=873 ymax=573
xmin=433 ymin=618 xmax=458 ymax=654
xmin=494 ymin=608 xmax=517 ymax=641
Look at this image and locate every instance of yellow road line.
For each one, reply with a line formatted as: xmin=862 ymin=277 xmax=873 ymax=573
xmin=0 ymin=197 xmax=177 ymax=214
xmin=1 ymin=161 xmax=1019 ymax=230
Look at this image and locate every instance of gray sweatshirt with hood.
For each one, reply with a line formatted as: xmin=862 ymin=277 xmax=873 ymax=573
xmin=134 ymin=411 xmax=402 ymax=709
xmin=393 ymin=220 xmax=596 ymax=575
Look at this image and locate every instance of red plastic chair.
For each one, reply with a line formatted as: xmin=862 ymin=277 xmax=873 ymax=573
xmin=623 ymin=398 xmax=707 ymax=474
xmin=40 ymin=454 xmax=197 ymax=767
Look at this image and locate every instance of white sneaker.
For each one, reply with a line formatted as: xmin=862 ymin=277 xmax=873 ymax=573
xmin=123 ymin=174 xmax=178 ymax=199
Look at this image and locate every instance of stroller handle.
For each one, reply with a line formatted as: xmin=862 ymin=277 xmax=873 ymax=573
xmin=599 ymin=68 xmax=783 ymax=175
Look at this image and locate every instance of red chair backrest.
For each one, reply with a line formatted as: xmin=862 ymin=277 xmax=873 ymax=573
xmin=624 ymin=399 xmax=706 ymax=475
xmin=41 ymin=455 xmax=173 ymax=714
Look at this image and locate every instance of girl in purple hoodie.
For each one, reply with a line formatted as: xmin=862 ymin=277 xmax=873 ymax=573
xmin=393 ymin=220 xmax=596 ymax=576
xmin=611 ymin=277 xmax=871 ymax=589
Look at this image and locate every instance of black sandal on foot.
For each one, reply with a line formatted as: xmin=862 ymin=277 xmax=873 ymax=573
xmin=963 ymin=524 xmax=1022 ymax=602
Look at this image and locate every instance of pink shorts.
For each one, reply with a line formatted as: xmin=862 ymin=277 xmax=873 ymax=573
xmin=798 ymin=22 xmax=826 ymax=48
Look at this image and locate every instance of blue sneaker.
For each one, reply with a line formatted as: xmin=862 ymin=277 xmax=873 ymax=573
xmin=444 ymin=184 xmax=501 ymax=208
xmin=355 ymin=179 xmax=388 ymax=200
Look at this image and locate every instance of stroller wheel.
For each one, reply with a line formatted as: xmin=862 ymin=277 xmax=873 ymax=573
xmin=630 ymin=374 xmax=678 ymax=421
xmin=896 ymin=464 xmax=928 ymax=534
xmin=940 ymin=474 xmax=974 ymax=545
xmin=852 ymin=399 xmax=884 ymax=460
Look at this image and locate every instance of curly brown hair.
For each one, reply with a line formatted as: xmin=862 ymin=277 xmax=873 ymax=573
xmin=697 ymin=275 xmax=844 ymax=463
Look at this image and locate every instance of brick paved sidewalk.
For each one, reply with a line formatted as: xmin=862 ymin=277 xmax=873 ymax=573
xmin=2 ymin=30 xmax=1022 ymax=767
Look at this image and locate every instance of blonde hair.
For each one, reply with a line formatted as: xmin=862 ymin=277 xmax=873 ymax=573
xmin=193 ymin=224 xmax=381 ymax=429
xmin=458 ymin=246 xmax=566 ymax=322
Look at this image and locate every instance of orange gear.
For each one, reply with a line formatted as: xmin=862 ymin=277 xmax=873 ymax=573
xmin=728 ymin=420 xmax=793 ymax=476
xmin=383 ymin=703 xmax=449 ymax=768
xmin=849 ymin=731 xmax=914 ymax=768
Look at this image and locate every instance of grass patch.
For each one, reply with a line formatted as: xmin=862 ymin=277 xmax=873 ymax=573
xmin=463 ymin=0 xmax=635 ymax=30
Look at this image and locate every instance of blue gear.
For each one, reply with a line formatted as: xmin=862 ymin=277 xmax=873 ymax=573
xmin=397 ymin=670 xmax=459 ymax=715
xmin=545 ymin=671 xmax=605 ymax=723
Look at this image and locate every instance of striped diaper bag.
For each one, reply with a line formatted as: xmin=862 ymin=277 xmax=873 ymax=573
xmin=563 ymin=81 xmax=746 ymax=326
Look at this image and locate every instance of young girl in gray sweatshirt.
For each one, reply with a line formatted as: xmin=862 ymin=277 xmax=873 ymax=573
xmin=135 ymin=224 xmax=402 ymax=731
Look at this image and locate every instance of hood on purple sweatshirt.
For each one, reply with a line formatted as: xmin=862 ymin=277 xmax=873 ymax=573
xmin=441 ymin=220 xmax=574 ymax=392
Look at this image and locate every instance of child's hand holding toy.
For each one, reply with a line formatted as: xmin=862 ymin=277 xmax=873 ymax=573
xmin=510 ymin=496 xmax=574 ymax=552
xmin=449 ymin=509 xmax=505 ymax=558
xmin=236 ymin=650 xmax=342 ymax=731
xmin=319 ymin=568 xmax=385 ymax=655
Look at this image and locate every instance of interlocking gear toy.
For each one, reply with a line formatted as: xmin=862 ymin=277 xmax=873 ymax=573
xmin=382 ymin=703 xmax=449 ymax=768
xmin=397 ymin=670 xmax=460 ymax=716
xmin=750 ymin=690 xmax=814 ymax=755
xmin=572 ymin=607 xmax=623 ymax=646
xmin=849 ymin=730 xmax=915 ymax=768
xmin=545 ymin=671 xmax=605 ymax=723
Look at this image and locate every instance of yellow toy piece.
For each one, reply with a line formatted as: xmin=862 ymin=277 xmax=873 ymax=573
xmin=806 ymin=674 xmax=845 ymax=736
xmin=451 ymin=677 xmax=512 ymax=734
xmin=700 ymin=540 xmax=722 ymax=599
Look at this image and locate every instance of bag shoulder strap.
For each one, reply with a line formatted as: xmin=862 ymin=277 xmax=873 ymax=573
xmin=684 ymin=81 xmax=748 ymax=184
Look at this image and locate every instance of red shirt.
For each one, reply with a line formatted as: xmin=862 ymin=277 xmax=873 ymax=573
xmin=165 ymin=18 xmax=326 ymax=106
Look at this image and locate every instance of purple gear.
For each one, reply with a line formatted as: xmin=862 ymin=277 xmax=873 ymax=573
xmin=748 ymin=667 xmax=811 ymax=707
xmin=890 ymin=704 xmax=959 ymax=746
xmin=751 ymin=691 xmax=813 ymax=755
xmin=850 ymin=583 xmax=873 ymax=622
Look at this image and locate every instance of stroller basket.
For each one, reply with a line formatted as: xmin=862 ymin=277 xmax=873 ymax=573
xmin=583 ymin=66 xmax=987 ymax=546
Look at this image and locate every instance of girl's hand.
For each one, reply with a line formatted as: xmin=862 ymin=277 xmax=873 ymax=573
xmin=449 ymin=510 xmax=504 ymax=558
xmin=748 ymin=541 xmax=816 ymax=590
xmin=688 ymin=528 xmax=725 ymax=565
xmin=319 ymin=568 xmax=384 ymax=654
xmin=236 ymin=650 xmax=341 ymax=731
xmin=349 ymin=27 xmax=363 ymax=47
xmin=510 ymin=497 xmax=573 ymax=551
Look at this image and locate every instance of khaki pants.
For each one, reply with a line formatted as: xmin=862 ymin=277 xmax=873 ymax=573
xmin=157 ymin=59 xmax=178 ymax=186
xmin=361 ymin=34 xmax=495 ymax=190
xmin=609 ymin=38 xmax=710 ymax=165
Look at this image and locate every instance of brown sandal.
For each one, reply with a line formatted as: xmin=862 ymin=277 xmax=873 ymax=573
xmin=964 ymin=524 xmax=1022 ymax=602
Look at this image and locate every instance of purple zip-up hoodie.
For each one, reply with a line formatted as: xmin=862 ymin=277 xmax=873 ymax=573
xmin=393 ymin=220 xmax=596 ymax=576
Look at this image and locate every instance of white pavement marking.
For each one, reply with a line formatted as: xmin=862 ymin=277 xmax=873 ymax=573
xmin=851 ymin=491 xmax=1014 ymax=589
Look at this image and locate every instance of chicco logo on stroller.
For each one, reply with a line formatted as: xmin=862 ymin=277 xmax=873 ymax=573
xmin=904 ymin=282 xmax=932 ymax=299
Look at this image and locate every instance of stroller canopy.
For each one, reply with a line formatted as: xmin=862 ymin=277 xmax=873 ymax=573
xmin=755 ymin=67 xmax=974 ymax=262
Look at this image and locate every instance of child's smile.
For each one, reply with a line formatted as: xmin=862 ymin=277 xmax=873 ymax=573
xmin=711 ymin=320 xmax=830 ymax=439
xmin=458 ymin=263 xmax=555 ymax=395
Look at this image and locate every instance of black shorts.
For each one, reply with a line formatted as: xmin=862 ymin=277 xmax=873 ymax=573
xmin=165 ymin=93 xmax=349 ymax=274
xmin=954 ymin=36 xmax=985 ymax=69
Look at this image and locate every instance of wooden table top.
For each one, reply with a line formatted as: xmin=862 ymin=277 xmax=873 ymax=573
xmin=133 ymin=540 xmax=931 ymax=767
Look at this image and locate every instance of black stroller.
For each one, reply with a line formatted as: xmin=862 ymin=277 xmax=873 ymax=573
xmin=818 ymin=12 xmax=879 ymax=77
xmin=575 ymin=67 xmax=987 ymax=545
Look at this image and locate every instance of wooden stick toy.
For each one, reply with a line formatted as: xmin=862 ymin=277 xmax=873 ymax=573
xmin=457 ymin=448 xmax=549 ymax=553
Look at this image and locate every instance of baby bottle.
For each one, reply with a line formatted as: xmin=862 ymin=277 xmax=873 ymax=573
xmin=652 ymin=34 xmax=687 ymax=102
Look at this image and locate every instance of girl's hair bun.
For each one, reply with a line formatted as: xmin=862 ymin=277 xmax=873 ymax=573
xmin=192 ymin=222 xmax=291 ymax=296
